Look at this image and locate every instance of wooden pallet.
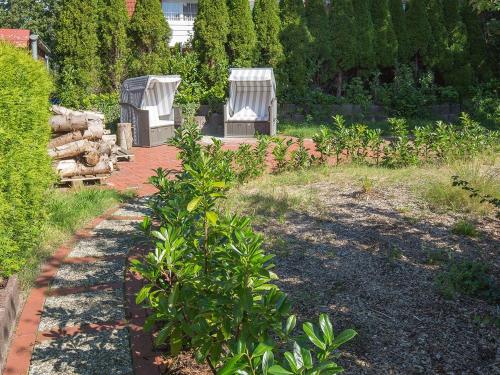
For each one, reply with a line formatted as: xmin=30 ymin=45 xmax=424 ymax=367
xmin=116 ymin=149 xmax=134 ymax=162
xmin=58 ymin=174 xmax=110 ymax=188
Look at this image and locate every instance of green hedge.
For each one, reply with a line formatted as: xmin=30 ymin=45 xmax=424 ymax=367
xmin=0 ymin=43 xmax=54 ymax=278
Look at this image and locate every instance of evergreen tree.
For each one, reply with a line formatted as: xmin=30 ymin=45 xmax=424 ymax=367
xmin=193 ymin=0 xmax=229 ymax=101
xmin=330 ymin=0 xmax=357 ymax=97
xmin=462 ymin=3 xmax=491 ymax=79
xmin=253 ymin=0 xmax=284 ymax=69
xmin=389 ymin=0 xmax=410 ymax=61
xmin=406 ymin=0 xmax=432 ymax=69
xmin=425 ymin=0 xmax=447 ymax=68
xmin=128 ymin=0 xmax=171 ymax=77
xmin=352 ymin=0 xmax=375 ymax=70
xmin=54 ymin=0 xmax=100 ymax=107
xmin=441 ymin=1 xmax=471 ymax=94
xmin=280 ymin=0 xmax=312 ymax=96
xmin=305 ymin=0 xmax=332 ymax=85
xmin=371 ymin=0 xmax=398 ymax=68
xmin=227 ymin=0 xmax=257 ymax=67
xmin=98 ymin=0 xmax=129 ymax=91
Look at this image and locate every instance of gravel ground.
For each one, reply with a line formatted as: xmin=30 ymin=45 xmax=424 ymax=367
xmin=38 ymin=289 xmax=124 ymax=332
xmin=113 ymin=197 xmax=151 ymax=217
xmin=50 ymin=258 xmax=126 ymax=289
xmin=29 ymin=329 xmax=133 ymax=375
xmin=256 ymin=182 xmax=499 ymax=374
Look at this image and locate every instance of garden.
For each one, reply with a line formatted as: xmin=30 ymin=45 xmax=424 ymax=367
xmin=0 ymin=0 xmax=499 ymax=374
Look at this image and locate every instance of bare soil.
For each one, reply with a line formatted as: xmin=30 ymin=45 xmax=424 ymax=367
xmin=257 ymin=182 xmax=499 ymax=374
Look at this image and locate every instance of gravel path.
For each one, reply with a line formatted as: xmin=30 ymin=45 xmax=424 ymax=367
xmin=28 ymin=199 xmax=150 ymax=375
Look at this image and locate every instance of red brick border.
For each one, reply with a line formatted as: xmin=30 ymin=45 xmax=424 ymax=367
xmin=2 ymin=205 xmax=124 ymax=375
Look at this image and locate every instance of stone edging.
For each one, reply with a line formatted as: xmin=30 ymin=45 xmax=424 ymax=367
xmin=0 ymin=276 xmax=21 ymax=374
xmin=2 ymin=205 xmax=164 ymax=375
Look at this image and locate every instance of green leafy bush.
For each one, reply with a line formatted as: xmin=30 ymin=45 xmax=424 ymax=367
xmin=81 ymin=92 xmax=120 ymax=128
xmin=0 ymin=43 xmax=55 ymax=278
xmin=436 ymin=260 xmax=499 ymax=303
xmin=134 ymin=123 xmax=357 ymax=373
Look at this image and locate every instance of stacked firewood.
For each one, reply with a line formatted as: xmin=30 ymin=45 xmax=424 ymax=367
xmin=49 ymin=106 xmax=119 ymax=179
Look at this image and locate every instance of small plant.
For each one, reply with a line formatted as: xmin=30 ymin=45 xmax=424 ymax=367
xmin=272 ymin=137 xmax=294 ymax=173
xmin=312 ymin=126 xmax=334 ymax=164
xmin=424 ymin=247 xmax=452 ymax=265
xmin=452 ymin=176 xmax=500 ymax=218
xmin=365 ymin=128 xmax=384 ymax=166
xmin=383 ymin=118 xmax=418 ymax=168
xmin=291 ymin=137 xmax=312 ymax=169
xmin=359 ymin=176 xmax=374 ymax=195
xmin=331 ymin=115 xmax=348 ymax=165
xmin=451 ymin=219 xmax=479 ymax=237
xmin=436 ymin=260 xmax=499 ymax=303
xmin=234 ymin=136 xmax=270 ymax=183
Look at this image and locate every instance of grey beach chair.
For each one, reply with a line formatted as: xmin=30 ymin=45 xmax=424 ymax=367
xmin=224 ymin=68 xmax=277 ymax=137
xmin=120 ymin=75 xmax=182 ymax=147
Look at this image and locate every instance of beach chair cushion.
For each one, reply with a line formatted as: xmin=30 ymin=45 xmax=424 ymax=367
xmin=229 ymin=88 xmax=270 ymax=122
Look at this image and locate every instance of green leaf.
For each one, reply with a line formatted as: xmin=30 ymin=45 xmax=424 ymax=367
xmin=135 ymin=285 xmax=151 ymax=305
xmin=212 ymin=181 xmax=226 ymax=188
xmin=155 ymin=324 xmax=170 ymax=346
xmin=268 ymin=365 xmax=293 ymax=375
xmin=253 ymin=343 xmax=272 ymax=357
xmin=303 ymin=322 xmax=326 ymax=350
xmin=187 ymin=196 xmax=202 ymax=212
xmin=319 ymin=314 xmax=333 ymax=345
xmin=168 ymin=283 xmax=179 ymax=308
xmin=293 ymin=342 xmax=304 ymax=370
xmin=316 ymin=362 xmax=344 ymax=373
xmin=218 ymin=353 xmax=244 ymax=375
xmin=170 ymin=327 xmax=183 ymax=355
xmin=332 ymin=329 xmax=357 ymax=349
xmin=301 ymin=348 xmax=313 ymax=370
xmin=285 ymin=315 xmax=296 ymax=335
xmin=284 ymin=352 xmax=298 ymax=373
xmin=262 ymin=351 xmax=274 ymax=375
xmin=206 ymin=210 xmax=218 ymax=225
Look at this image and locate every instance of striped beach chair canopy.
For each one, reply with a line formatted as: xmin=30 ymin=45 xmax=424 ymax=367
xmin=228 ymin=68 xmax=276 ymax=122
xmin=120 ymin=75 xmax=181 ymax=118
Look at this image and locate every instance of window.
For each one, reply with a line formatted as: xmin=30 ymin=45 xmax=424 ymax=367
xmin=183 ymin=3 xmax=198 ymax=21
xmin=162 ymin=1 xmax=198 ymax=21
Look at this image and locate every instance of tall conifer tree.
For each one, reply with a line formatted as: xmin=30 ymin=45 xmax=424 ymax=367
xmin=253 ymin=0 xmax=284 ymax=69
xmin=371 ymin=0 xmax=398 ymax=68
xmin=462 ymin=3 xmax=490 ymax=79
xmin=98 ymin=0 xmax=129 ymax=91
xmin=352 ymin=0 xmax=375 ymax=70
xmin=330 ymin=0 xmax=357 ymax=97
xmin=128 ymin=0 xmax=171 ymax=77
xmin=406 ymin=0 xmax=432 ymax=69
xmin=426 ymin=0 xmax=447 ymax=68
xmin=280 ymin=0 xmax=312 ymax=96
xmin=193 ymin=0 xmax=230 ymax=100
xmin=227 ymin=0 xmax=257 ymax=67
xmin=389 ymin=0 xmax=410 ymax=61
xmin=54 ymin=0 xmax=100 ymax=107
xmin=305 ymin=0 xmax=332 ymax=85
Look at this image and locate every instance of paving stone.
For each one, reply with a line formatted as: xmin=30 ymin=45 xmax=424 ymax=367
xmin=38 ymin=289 xmax=124 ymax=332
xmin=29 ymin=329 xmax=133 ymax=375
xmin=50 ymin=258 xmax=125 ymax=289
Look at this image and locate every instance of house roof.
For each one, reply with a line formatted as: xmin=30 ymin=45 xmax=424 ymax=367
xmin=0 ymin=29 xmax=30 ymax=48
xmin=126 ymin=0 xmax=136 ymax=16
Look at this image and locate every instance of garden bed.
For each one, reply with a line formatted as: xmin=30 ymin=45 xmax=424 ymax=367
xmin=223 ymin=171 xmax=499 ymax=374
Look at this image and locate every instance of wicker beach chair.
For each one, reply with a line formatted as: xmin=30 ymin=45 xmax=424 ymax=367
xmin=120 ymin=75 xmax=182 ymax=147
xmin=224 ymin=68 xmax=277 ymax=138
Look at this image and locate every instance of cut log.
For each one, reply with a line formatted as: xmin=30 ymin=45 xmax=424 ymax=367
xmin=51 ymin=114 xmax=89 ymax=132
xmin=48 ymin=140 xmax=95 ymax=160
xmin=56 ymin=157 xmax=114 ymax=178
xmin=84 ymin=150 xmax=101 ymax=167
xmin=102 ymin=134 xmax=117 ymax=145
xmin=48 ymin=123 xmax=105 ymax=148
xmin=117 ymin=123 xmax=133 ymax=152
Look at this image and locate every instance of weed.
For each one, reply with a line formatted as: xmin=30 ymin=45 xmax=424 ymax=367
xmin=360 ymin=176 xmax=375 ymax=194
xmin=451 ymin=219 xmax=479 ymax=237
xmin=424 ymin=247 xmax=452 ymax=265
xmin=436 ymin=260 xmax=499 ymax=303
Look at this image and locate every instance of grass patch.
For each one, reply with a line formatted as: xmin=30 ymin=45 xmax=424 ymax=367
xmin=451 ymin=219 xmax=479 ymax=237
xmin=17 ymin=188 xmax=134 ymax=289
xmin=436 ymin=260 xmax=499 ymax=303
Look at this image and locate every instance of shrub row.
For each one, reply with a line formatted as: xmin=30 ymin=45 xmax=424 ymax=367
xmin=0 ymin=43 xmax=54 ymax=278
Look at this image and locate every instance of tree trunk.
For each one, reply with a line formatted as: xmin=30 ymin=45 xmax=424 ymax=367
xmin=50 ymin=107 xmax=104 ymax=132
xmin=48 ymin=123 xmax=104 ymax=148
xmin=48 ymin=140 xmax=95 ymax=160
xmin=336 ymin=71 xmax=343 ymax=98
xmin=117 ymin=123 xmax=133 ymax=152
